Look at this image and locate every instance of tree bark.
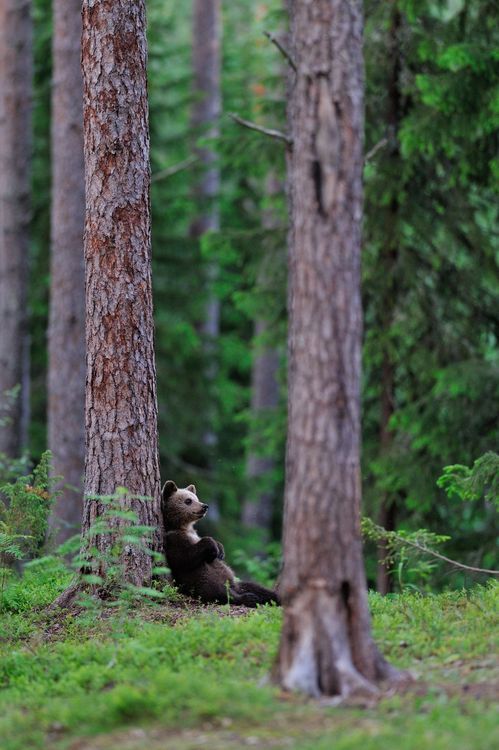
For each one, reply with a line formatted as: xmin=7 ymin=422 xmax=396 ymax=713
xmin=80 ymin=0 xmax=161 ymax=586
xmin=48 ymin=0 xmax=86 ymax=544
xmin=276 ymin=0 xmax=397 ymax=698
xmin=0 ymin=0 xmax=32 ymax=458
xmin=376 ymin=6 xmax=402 ymax=595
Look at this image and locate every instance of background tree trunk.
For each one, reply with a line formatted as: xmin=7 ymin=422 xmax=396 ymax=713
xmin=80 ymin=0 xmax=161 ymax=586
xmin=376 ymin=6 xmax=402 ymax=595
xmin=190 ymin=0 xmax=221 ymax=468
xmin=243 ymin=318 xmax=280 ymax=533
xmin=48 ymin=0 xmax=85 ymax=544
xmin=189 ymin=0 xmax=222 ymax=342
xmin=276 ymin=0 xmax=396 ymax=697
xmin=0 ymin=0 xmax=32 ymax=458
xmin=243 ymin=173 xmax=282 ymax=537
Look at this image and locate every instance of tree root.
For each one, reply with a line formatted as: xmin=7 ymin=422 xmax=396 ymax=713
xmin=48 ymin=579 xmax=84 ymax=611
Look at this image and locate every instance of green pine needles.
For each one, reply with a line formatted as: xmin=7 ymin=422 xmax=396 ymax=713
xmin=437 ymin=452 xmax=499 ymax=508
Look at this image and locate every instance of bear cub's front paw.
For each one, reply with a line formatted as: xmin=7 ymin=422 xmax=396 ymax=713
xmin=216 ymin=541 xmax=225 ymax=560
xmin=202 ymin=537 xmax=219 ymax=562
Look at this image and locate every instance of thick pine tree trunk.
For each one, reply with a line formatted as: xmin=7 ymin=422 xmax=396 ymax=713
xmin=0 ymin=0 xmax=32 ymax=458
xmin=376 ymin=6 xmax=402 ymax=595
xmin=276 ymin=0 xmax=397 ymax=697
xmin=48 ymin=0 xmax=85 ymax=543
xmin=80 ymin=0 xmax=162 ymax=586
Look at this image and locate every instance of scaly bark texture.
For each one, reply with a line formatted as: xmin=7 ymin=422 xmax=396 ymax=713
xmin=80 ymin=0 xmax=161 ymax=586
xmin=0 ymin=0 xmax=32 ymax=457
xmin=376 ymin=5 xmax=402 ymax=595
xmin=48 ymin=0 xmax=86 ymax=543
xmin=276 ymin=0 xmax=397 ymax=697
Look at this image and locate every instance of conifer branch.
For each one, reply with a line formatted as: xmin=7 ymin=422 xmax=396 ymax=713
xmin=365 ymin=520 xmax=499 ymax=576
xmin=364 ymin=138 xmax=388 ymax=165
xmin=151 ymin=155 xmax=199 ymax=183
xmin=395 ymin=536 xmax=499 ymax=576
xmin=263 ymin=30 xmax=297 ymax=72
xmin=228 ymin=113 xmax=292 ymax=146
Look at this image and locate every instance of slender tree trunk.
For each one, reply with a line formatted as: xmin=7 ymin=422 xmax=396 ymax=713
xmin=243 ymin=319 xmax=280 ymax=532
xmin=0 ymin=0 xmax=32 ymax=458
xmin=190 ymin=0 xmax=221 ymax=342
xmin=190 ymin=0 xmax=221 ymax=462
xmin=243 ymin=174 xmax=282 ymax=536
xmin=376 ymin=6 xmax=402 ymax=595
xmin=80 ymin=0 xmax=161 ymax=586
xmin=276 ymin=0 xmax=397 ymax=698
xmin=375 ymin=349 xmax=397 ymax=593
xmin=48 ymin=0 xmax=85 ymax=544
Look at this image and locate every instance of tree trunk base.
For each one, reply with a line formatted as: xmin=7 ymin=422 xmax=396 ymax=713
xmin=48 ymin=581 xmax=81 ymax=610
xmin=275 ymin=588 xmax=403 ymax=699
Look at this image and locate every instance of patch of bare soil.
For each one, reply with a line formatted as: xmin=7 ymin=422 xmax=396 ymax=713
xmin=38 ymin=595 xmax=257 ymax=643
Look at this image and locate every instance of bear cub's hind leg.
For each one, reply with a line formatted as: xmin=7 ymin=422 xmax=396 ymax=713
xmin=235 ymin=581 xmax=280 ymax=606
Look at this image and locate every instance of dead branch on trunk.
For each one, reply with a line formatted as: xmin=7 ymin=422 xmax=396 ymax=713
xmin=151 ymin=155 xmax=199 ymax=183
xmin=228 ymin=113 xmax=292 ymax=146
xmin=263 ymin=30 xmax=297 ymax=72
xmin=364 ymin=138 xmax=388 ymax=164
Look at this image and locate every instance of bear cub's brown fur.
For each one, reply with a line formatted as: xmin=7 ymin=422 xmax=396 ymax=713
xmin=161 ymin=481 xmax=280 ymax=607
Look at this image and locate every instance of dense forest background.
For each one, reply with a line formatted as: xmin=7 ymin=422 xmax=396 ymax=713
xmin=7 ymin=0 xmax=499 ymax=586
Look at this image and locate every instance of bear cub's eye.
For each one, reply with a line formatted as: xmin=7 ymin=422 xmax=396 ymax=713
xmin=185 ymin=498 xmax=192 ymax=505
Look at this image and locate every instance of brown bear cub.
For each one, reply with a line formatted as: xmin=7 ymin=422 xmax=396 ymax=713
xmin=161 ymin=481 xmax=280 ymax=607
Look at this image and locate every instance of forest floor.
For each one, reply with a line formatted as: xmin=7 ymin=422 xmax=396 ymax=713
xmin=0 ymin=561 xmax=497 ymax=750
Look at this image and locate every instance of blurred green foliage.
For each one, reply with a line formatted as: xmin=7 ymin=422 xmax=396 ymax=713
xmin=21 ymin=0 xmax=498 ymax=584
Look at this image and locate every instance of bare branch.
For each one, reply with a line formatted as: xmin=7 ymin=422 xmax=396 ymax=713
xmin=398 ymin=537 xmax=499 ymax=576
xmin=151 ymin=155 xmax=199 ymax=184
xmin=371 ymin=522 xmax=499 ymax=576
xmin=263 ymin=30 xmax=297 ymax=72
xmin=364 ymin=137 xmax=388 ymax=165
xmin=228 ymin=113 xmax=292 ymax=147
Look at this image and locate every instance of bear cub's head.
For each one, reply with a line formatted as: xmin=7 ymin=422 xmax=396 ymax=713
xmin=161 ymin=480 xmax=208 ymax=530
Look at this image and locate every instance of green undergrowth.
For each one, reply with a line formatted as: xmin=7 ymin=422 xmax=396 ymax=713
xmin=0 ymin=565 xmax=497 ymax=750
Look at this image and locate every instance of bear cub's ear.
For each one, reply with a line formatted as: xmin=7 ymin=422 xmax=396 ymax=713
xmin=161 ymin=480 xmax=178 ymax=502
xmin=186 ymin=484 xmax=197 ymax=495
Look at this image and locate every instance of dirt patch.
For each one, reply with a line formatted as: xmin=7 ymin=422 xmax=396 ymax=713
xmin=38 ymin=594 xmax=258 ymax=643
